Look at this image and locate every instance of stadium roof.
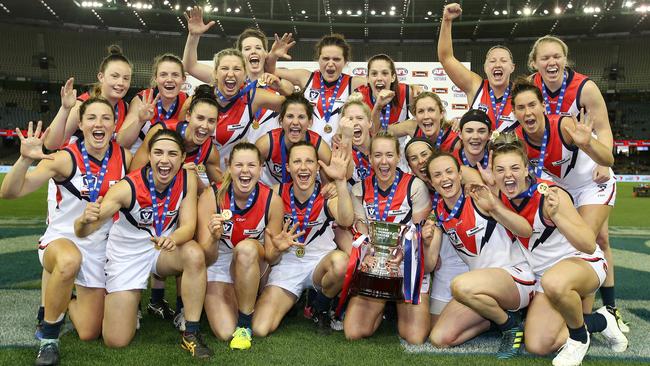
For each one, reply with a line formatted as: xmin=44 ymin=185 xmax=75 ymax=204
xmin=0 ymin=0 xmax=649 ymax=41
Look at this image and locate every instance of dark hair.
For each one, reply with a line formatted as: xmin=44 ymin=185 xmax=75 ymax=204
xmin=92 ymin=45 xmax=132 ymax=97
xmin=148 ymin=128 xmax=185 ymax=154
xmin=288 ymin=140 xmax=317 ymax=159
xmin=78 ymin=97 xmax=114 ymax=122
xmin=404 ymin=137 xmax=435 ymax=158
xmin=235 ymin=28 xmax=269 ymax=52
xmin=151 ymin=53 xmax=185 ymax=88
xmin=367 ymin=54 xmax=400 ymax=108
xmin=279 ymin=93 xmax=313 ymax=122
xmin=315 ymin=34 xmax=351 ymax=62
xmin=459 ymin=109 xmax=492 ymax=131
xmin=189 ymin=84 xmax=219 ymax=114
xmin=425 ymin=151 xmax=461 ymax=181
xmin=370 ymin=131 xmax=400 ymax=157
xmin=511 ymin=76 xmax=543 ymax=107
xmin=216 ymin=142 xmax=262 ymax=208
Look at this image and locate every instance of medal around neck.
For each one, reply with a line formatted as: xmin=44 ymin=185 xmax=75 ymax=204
xmin=537 ymin=182 xmax=549 ymax=195
xmin=221 ymin=209 xmax=233 ymax=220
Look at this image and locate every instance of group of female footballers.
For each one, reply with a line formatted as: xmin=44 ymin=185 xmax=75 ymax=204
xmin=0 ymin=3 xmax=630 ymax=366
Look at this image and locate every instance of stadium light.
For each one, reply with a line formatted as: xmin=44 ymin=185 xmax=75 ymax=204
xmin=625 ymin=1 xmax=635 ymax=7
xmin=391 ymin=6 xmax=396 ymax=11
xmin=595 ymin=6 xmax=601 ymax=12
xmin=226 ymin=7 xmax=231 ymax=12
xmin=234 ymin=7 xmax=240 ymax=13
xmin=389 ymin=10 xmax=395 ymax=15
xmin=516 ymin=10 xmax=522 ymax=15
xmin=204 ymin=5 xmax=211 ymax=12
xmin=370 ymin=10 xmax=376 ymax=15
xmin=554 ymin=7 xmax=562 ymax=14
xmin=502 ymin=10 xmax=508 ymax=15
xmin=337 ymin=9 xmax=342 ymax=15
xmin=494 ymin=10 xmax=499 ymax=15
xmin=356 ymin=10 xmax=362 ymax=15
xmin=346 ymin=9 xmax=351 ymax=15
xmin=567 ymin=3 xmax=573 ymax=9
xmin=174 ymin=4 xmax=180 ymax=10
xmin=543 ymin=9 xmax=549 ymax=14
xmin=381 ymin=11 xmax=386 ymax=15
xmin=523 ymin=7 xmax=532 ymax=15
xmin=427 ymin=11 xmax=432 ymax=15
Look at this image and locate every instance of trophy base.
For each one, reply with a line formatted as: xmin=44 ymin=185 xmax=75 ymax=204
xmin=351 ymin=271 xmax=403 ymax=301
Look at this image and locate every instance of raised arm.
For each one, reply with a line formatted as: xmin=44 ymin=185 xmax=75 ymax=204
xmin=264 ymin=192 xmax=303 ymax=265
xmin=251 ymin=75 xmax=286 ymax=113
xmin=43 ymin=78 xmax=79 ymax=150
xmin=115 ymin=91 xmax=158 ymax=149
xmin=182 ymin=6 xmax=216 ymax=83
xmin=467 ymin=183 xmax=532 ymax=238
xmin=561 ymin=111 xmax=614 ymax=167
xmin=438 ymin=3 xmax=483 ymax=100
xmin=543 ymin=187 xmax=597 ymax=254
xmin=421 ymin=218 xmax=443 ymax=273
xmin=196 ymin=187 xmax=221 ymax=264
xmin=265 ymin=33 xmax=311 ymax=87
xmin=74 ymin=179 xmax=131 ymax=238
xmin=321 ymin=149 xmax=354 ymax=227
xmin=129 ymin=124 xmax=161 ymax=172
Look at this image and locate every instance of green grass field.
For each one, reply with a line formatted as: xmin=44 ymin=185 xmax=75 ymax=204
xmin=1 ymin=174 xmax=649 ymax=365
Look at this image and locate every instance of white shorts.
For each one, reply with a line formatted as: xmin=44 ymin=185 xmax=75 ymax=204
xmin=536 ymin=248 xmax=607 ymax=293
xmin=567 ymin=178 xmax=616 ymax=208
xmin=429 ymin=298 xmax=448 ymax=315
xmin=105 ymin=245 xmax=161 ymax=293
xmin=429 ymin=239 xmax=469 ymax=303
xmin=266 ymin=254 xmax=327 ymax=298
xmin=39 ymin=231 xmax=108 ymax=289
xmin=502 ymin=265 xmax=536 ymax=311
xmin=207 ymin=249 xmax=234 ymax=283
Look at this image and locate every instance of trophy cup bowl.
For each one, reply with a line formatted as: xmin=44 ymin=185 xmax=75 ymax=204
xmin=350 ymin=220 xmax=409 ymax=301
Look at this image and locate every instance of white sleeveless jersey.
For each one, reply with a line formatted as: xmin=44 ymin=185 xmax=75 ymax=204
xmin=471 ymin=80 xmax=517 ymax=132
xmin=435 ymin=195 xmax=528 ymax=271
xmin=302 ymin=71 xmax=353 ymax=146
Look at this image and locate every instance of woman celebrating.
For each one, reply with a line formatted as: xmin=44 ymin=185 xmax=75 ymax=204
xmin=74 ymin=129 xmax=212 ymax=359
xmin=489 ymin=133 xmax=626 ymax=365
xmin=196 ymin=142 xmax=283 ymax=350
xmin=0 ymin=98 xmax=130 ymax=365
xmin=344 ymin=132 xmax=433 ymax=344
xmin=45 ymin=45 xmax=132 ymax=149
xmin=117 ymin=54 xmax=188 ymax=154
xmin=253 ymin=142 xmax=353 ymax=335
xmin=452 ymin=109 xmax=492 ymax=170
xmin=266 ymin=32 xmax=367 ymax=144
xmin=425 ymin=152 xmax=535 ymax=359
xmin=130 ymin=84 xmax=221 ymax=186
xmin=438 ymin=3 xmax=517 ymax=132
xmin=373 ymin=92 xmax=460 ymax=152
xmin=256 ymin=93 xmax=332 ymax=186
xmin=182 ymin=6 xmax=294 ymax=142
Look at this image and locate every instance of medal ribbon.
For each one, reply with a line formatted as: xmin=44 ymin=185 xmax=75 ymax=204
xmin=179 ymin=122 xmax=204 ymax=165
xmin=434 ymin=128 xmax=445 ymax=149
xmin=148 ymin=168 xmax=176 ymax=237
xmin=229 ymin=184 xmax=257 ymax=215
xmin=279 ymin=131 xmax=292 ymax=183
xmin=353 ymin=146 xmax=370 ymax=180
xmin=373 ymin=170 xmax=401 ymax=221
xmin=437 ymin=191 xmax=464 ymax=223
xmin=461 ymin=148 xmax=489 ymax=169
xmin=215 ymin=80 xmax=258 ymax=104
xmin=113 ymin=103 xmax=119 ymax=123
xmin=156 ymin=92 xmax=177 ymax=122
xmin=542 ymin=71 xmax=568 ymax=115
xmin=514 ymin=177 xmax=538 ymax=199
xmin=80 ymin=140 xmax=111 ymax=203
xmin=290 ymin=182 xmax=320 ymax=244
xmin=319 ymin=74 xmax=343 ymax=123
xmin=489 ymin=84 xmax=510 ymax=129
xmin=371 ymin=94 xmax=391 ymax=131
xmin=531 ymin=121 xmax=549 ymax=178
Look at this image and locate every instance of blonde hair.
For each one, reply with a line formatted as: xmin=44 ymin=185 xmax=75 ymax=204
xmin=488 ymin=132 xmax=530 ymax=167
xmin=411 ymin=91 xmax=451 ymax=129
xmin=212 ymin=48 xmax=246 ymax=74
xmin=370 ymin=131 xmax=400 ymax=157
xmin=215 ymin=142 xmax=262 ymax=209
xmin=341 ymin=92 xmax=371 ymax=119
xmin=527 ymin=35 xmax=569 ymax=72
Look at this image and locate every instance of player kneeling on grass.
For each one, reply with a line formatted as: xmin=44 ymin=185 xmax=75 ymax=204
xmin=424 ymin=152 xmax=535 ymax=359
xmin=74 ymin=129 xmax=213 ymax=359
xmin=0 ymin=98 xmax=130 ymax=366
xmin=487 ymin=133 xmax=627 ymax=366
xmin=195 ymin=142 xmax=282 ymax=350
xmin=252 ymin=142 xmax=353 ymax=335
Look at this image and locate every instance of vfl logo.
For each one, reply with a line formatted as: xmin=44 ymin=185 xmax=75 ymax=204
xmin=223 ymin=220 xmax=234 ymax=235
xmin=478 ymin=103 xmax=489 ymax=113
xmin=283 ymin=214 xmax=295 ymax=226
xmin=138 ymin=208 xmax=154 ymax=227
xmin=412 ymin=71 xmax=428 ymax=77
xmin=308 ymin=90 xmax=320 ymax=101
xmin=446 ymin=228 xmax=463 ymax=248
xmin=272 ymin=163 xmax=283 ymax=175
xmin=597 ymin=184 xmax=607 ymax=192
xmin=81 ymin=176 xmax=96 ymax=197
xmin=353 ymin=67 xmax=367 ymax=76
xmin=365 ymin=206 xmax=377 ymax=218
xmin=396 ymin=68 xmax=408 ymax=76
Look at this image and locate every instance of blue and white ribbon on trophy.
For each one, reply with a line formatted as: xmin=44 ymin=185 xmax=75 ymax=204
xmin=402 ymin=223 xmax=424 ymax=304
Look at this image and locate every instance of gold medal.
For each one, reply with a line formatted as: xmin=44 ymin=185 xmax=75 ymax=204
xmin=221 ymin=209 xmax=233 ymax=220
xmin=257 ymin=79 xmax=267 ymax=87
xmin=197 ymin=164 xmax=206 ymax=173
xmin=295 ymin=246 xmax=305 ymax=258
xmin=536 ymin=182 xmax=549 ymax=195
xmin=324 ymin=124 xmax=332 ymax=134
xmin=252 ymin=120 xmax=260 ymax=130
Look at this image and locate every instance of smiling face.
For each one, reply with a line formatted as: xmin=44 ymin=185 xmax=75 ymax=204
xmin=370 ymin=137 xmax=399 ymax=186
xmin=484 ymin=48 xmax=514 ymax=89
xmin=288 ymin=145 xmax=319 ymax=192
xmin=406 ymin=142 xmax=434 ymax=183
xmin=513 ymin=90 xmax=546 ymax=137
xmin=155 ymin=61 xmax=185 ymax=100
xmin=215 ymin=55 xmax=246 ymax=98
xmin=427 ymin=155 xmax=462 ymax=200
xmin=79 ymin=101 xmax=115 ymax=153
xmin=98 ymin=61 xmax=131 ymax=101
xmin=318 ymin=45 xmax=346 ymax=83
xmin=343 ymin=104 xmax=372 ymax=147
xmin=241 ymin=36 xmax=267 ymax=75
xmin=368 ymin=59 xmax=396 ymax=96
xmin=414 ymin=96 xmax=444 ymax=137
xmin=281 ymin=103 xmax=312 ymax=144
xmin=186 ymin=102 xmax=218 ymax=146
xmin=149 ymin=138 xmax=185 ymax=187
xmin=228 ymin=149 xmax=262 ymax=196
xmin=493 ymin=151 xmax=529 ymax=199
xmin=533 ymin=41 xmax=567 ymax=85
xmin=461 ymin=121 xmax=490 ymax=156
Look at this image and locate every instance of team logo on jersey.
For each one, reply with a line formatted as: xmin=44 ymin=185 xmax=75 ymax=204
xmin=138 ymin=208 xmax=154 ymax=227
xmin=308 ymin=90 xmax=320 ymax=101
xmin=446 ymin=228 xmax=463 ymax=248
xmin=396 ymin=68 xmax=408 ymax=76
xmin=365 ymin=205 xmax=377 ymax=218
xmin=433 ymin=87 xmax=448 ymax=94
xmin=80 ymin=176 xmax=96 ymax=197
xmin=412 ymin=71 xmax=428 ymax=77
xmin=271 ymin=163 xmax=282 ymax=175
xmin=597 ymin=183 xmax=607 ymax=192
xmin=353 ymin=67 xmax=367 ymax=76
xmin=477 ymin=103 xmax=489 ymax=113
xmin=223 ymin=220 xmax=234 ymax=236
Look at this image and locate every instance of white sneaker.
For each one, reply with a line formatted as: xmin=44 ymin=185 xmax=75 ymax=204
xmin=595 ymin=306 xmax=628 ymax=352
xmin=174 ymin=310 xmax=186 ymax=332
xmin=552 ymin=333 xmax=590 ymax=366
xmin=329 ymin=311 xmax=343 ymax=331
